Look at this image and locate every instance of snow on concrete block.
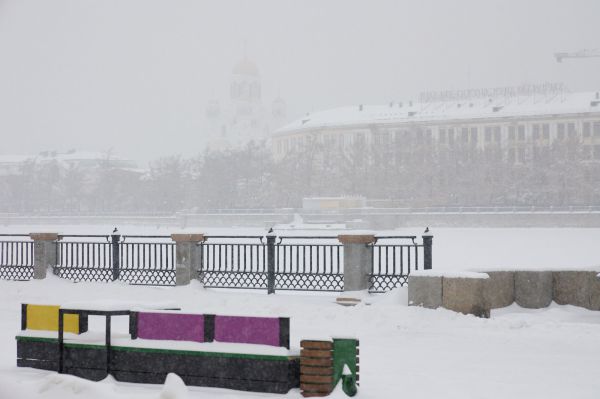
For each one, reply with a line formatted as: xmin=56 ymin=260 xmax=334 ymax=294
xmin=483 ymin=271 xmax=515 ymax=309
xmin=412 ymin=270 xmax=489 ymax=279
xmin=442 ymin=276 xmax=490 ymax=318
xmin=407 ymin=275 xmax=442 ymax=309
xmin=514 ymin=271 xmax=553 ymax=309
xmin=553 ymin=271 xmax=600 ymax=311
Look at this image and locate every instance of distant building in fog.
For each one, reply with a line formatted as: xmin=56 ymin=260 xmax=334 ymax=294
xmin=204 ymin=57 xmax=287 ymax=149
xmin=0 ymin=150 xmax=140 ymax=176
xmin=273 ymin=84 xmax=600 ymax=163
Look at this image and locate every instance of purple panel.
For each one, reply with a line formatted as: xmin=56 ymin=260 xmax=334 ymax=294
xmin=137 ymin=312 xmax=204 ymax=342
xmin=214 ymin=316 xmax=280 ymax=347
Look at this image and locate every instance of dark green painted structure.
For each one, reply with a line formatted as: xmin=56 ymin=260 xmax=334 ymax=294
xmin=16 ymin=336 xmax=300 ymax=393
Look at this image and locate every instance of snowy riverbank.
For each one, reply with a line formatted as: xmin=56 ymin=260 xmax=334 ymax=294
xmin=1 ymin=275 xmax=600 ymax=399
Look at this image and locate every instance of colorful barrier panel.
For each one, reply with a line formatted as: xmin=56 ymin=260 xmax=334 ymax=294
xmin=130 ymin=312 xmax=289 ymax=348
xmin=16 ymin=305 xmax=356 ymax=396
xmin=21 ymin=304 xmax=87 ymax=334
xmin=214 ymin=315 xmax=289 ymax=348
xmin=133 ymin=312 xmax=206 ymax=342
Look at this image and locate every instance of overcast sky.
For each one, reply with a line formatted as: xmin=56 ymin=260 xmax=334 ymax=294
xmin=0 ymin=0 xmax=599 ymax=160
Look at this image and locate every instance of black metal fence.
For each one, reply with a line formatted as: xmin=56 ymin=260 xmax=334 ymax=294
xmin=0 ymin=231 xmax=432 ymax=292
xmin=0 ymin=234 xmax=34 ymax=280
xmin=198 ymin=236 xmax=268 ymax=290
xmin=275 ymin=237 xmax=343 ymax=291
xmin=54 ymin=235 xmax=176 ymax=285
xmin=196 ymin=235 xmax=345 ymax=291
xmin=369 ymin=236 xmax=430 ymax=292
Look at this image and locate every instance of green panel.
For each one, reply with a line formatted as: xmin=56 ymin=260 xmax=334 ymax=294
xmin=332 ymin=339 xmax=358 ymax=385
xmin=15 ymin=335 xmax=296 ymax=362
xmin=110 ymin=345 xmax=293 ymax=361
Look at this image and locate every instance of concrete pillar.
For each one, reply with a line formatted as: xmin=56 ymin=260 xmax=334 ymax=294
xmin=29 ymin=233 xmax=59 ymax=280
xmin=338 ymin=234 xmax=376 ymax=291
xmin=171 ymin=234 xmax=205 ymax=286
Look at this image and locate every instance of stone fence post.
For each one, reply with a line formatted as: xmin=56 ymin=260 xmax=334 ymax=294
xmin=171 ymin=234 xmax=205 ymax=286
xmin=29 ymin=233 xmax=59 ymax=279
xmin=422 ymin=231 xmax=433 ymax=270
xmin=338 ymin=234 xmax=376 ymax=291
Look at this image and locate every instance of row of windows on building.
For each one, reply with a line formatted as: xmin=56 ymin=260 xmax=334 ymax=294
xmin=505 ymin=144 xmax=600 ymax=163
xmin=275 ymin=120 xmax=600 ymax=154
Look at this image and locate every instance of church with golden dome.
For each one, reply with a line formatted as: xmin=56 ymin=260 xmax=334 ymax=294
xmin=204 ymin=57 xmax=287 ymax=149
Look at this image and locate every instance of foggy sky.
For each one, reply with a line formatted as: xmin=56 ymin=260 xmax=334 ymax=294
xmin=0 ymin=0 xmax=599 ymax=160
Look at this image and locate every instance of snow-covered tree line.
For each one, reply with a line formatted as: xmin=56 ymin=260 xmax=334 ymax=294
xmin=1 ymin=138 xmax=599 ymax=213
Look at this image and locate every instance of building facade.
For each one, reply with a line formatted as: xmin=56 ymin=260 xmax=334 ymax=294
xmin=273 ymin=87 xmax=600 ymax=164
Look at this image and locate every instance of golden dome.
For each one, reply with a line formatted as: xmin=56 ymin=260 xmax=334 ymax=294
xmin=232 ymin=57 xmax=259 ymax=77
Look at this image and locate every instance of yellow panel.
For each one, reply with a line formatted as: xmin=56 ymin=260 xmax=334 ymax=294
xmin=26 ymin=305 xmax=79 ymax=334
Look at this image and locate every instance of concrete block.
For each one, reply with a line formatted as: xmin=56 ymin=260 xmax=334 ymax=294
xmin=343 ymin=243 xmax=372 ymax=291
xmin=553 ymin=271 xmax=600 ymax=310
xmin=591 ymin=275 xmax=600 ymax=311
xmin=408 ymin=275 xmax=442 ymax=309
xmin=514 ymin=271 xmax=553 ymax=308
xmin=484 ymin=271 xmax=515 ymax=309
xmin=442 ymin=277 xmax=489 ymax=318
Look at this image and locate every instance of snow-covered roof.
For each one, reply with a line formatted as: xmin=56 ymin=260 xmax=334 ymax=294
xmin=0 ymin=155 xmax=33 ymax=164
xmin=0 ymin=151 xmax=138 ymax=171
xmin=276 ymin=91 xmax=600 ymax=135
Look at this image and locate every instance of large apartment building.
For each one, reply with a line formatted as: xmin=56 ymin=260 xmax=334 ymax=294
xmin=273 ymin=86 xmax=600 ymax=164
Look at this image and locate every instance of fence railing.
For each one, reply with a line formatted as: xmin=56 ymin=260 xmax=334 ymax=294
xmin=0 ymin=231 xmax=432 ymax=292
xmin=54 ymin=235 xmax=176 ymax=285
xmin=120 ymin=237 xmax=176 ymax=285
xmin=199 ymin=236 xmax=268 ymax=290
xmin=0 ymin=234 xmax=34 ymax=280
xmin=275 ymin=237 xmax=343 ymax=291
xmin=369 ymin=236 xmax=425 ymax=293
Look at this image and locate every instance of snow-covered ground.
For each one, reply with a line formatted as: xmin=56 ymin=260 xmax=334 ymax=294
xmin=1 ymin=276 xmax=600 ymax=399
xmin=1 ymin=224 xmax=600 ymax=398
